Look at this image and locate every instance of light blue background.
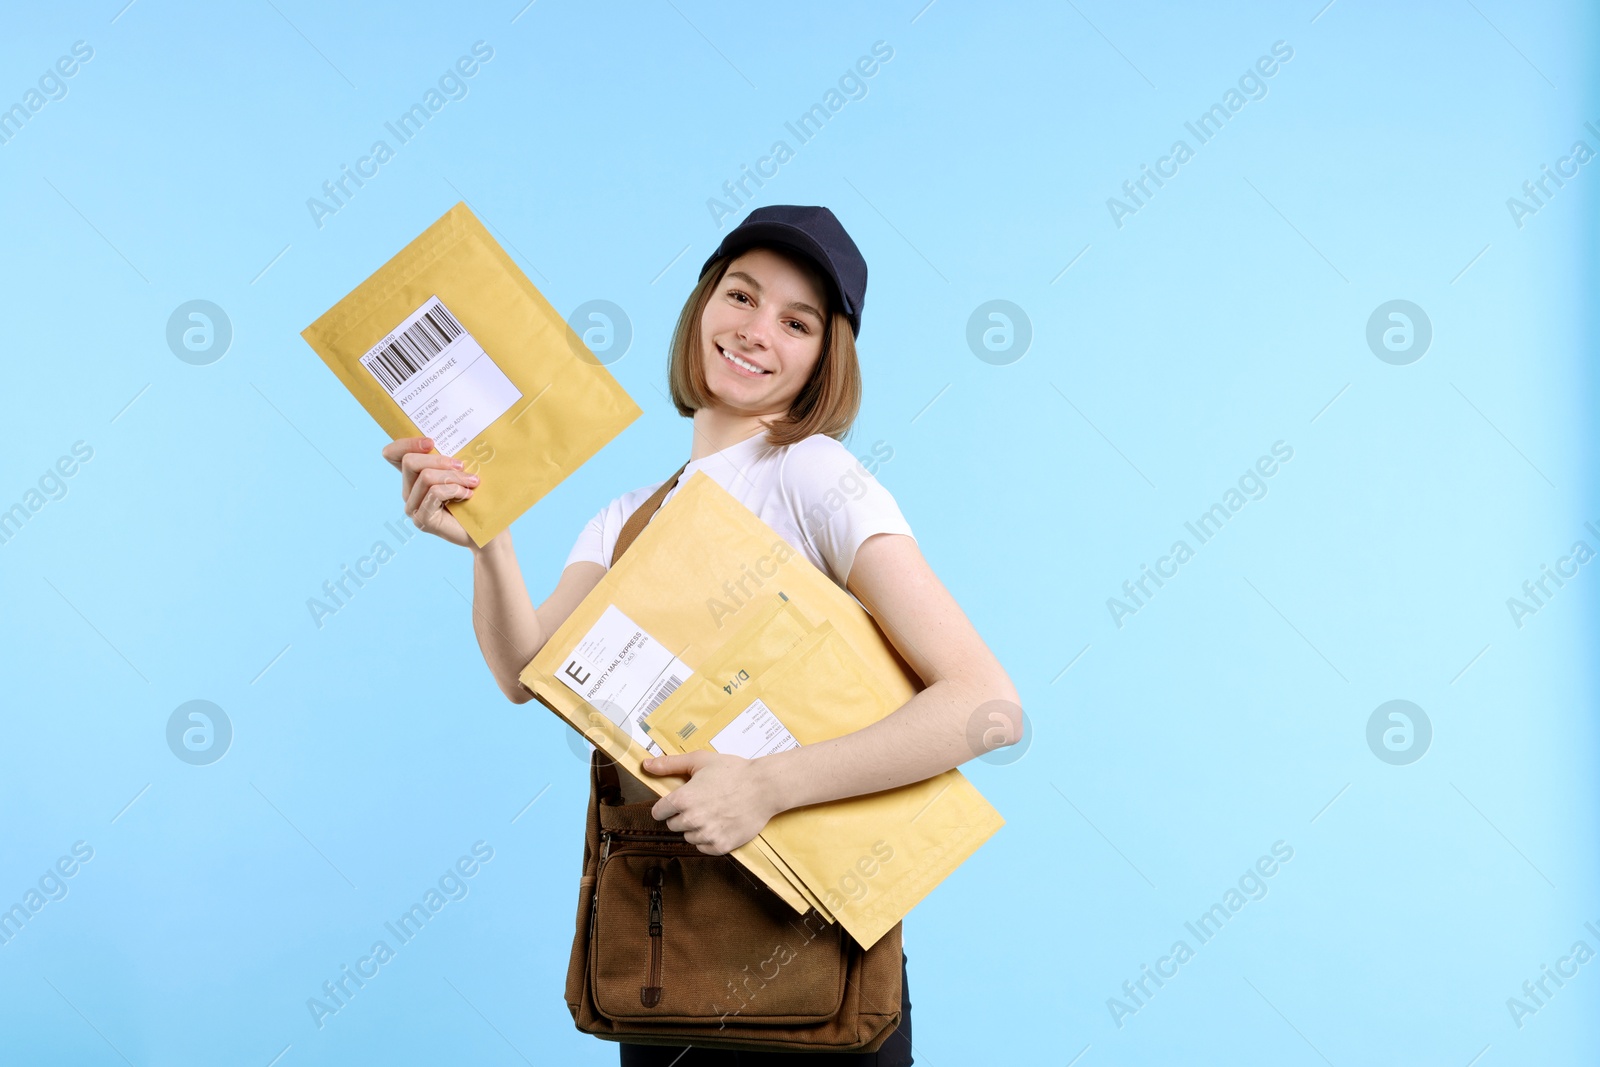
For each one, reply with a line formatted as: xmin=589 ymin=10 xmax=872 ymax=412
xmin=1 ymin=1 xmax=1595 ymax=1063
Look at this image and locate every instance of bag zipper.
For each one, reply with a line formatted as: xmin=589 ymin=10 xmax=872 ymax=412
xmin=600 ymin=828 xmax=698 ymax=864
xmin=642 ymin=866 xmax=664 ymax=1006
xmin=591 ymin=829 xmax=698 ymax=945
xmin=598 ymin=831 xmax=684 ymax=863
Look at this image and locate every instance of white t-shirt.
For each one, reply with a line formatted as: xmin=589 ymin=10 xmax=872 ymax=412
xmin=564 ymin=432 xmax=914 ymax=589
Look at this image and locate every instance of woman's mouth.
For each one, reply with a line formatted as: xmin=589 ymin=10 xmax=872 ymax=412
xmin=718 ymin=345 xmax=771 ymax=377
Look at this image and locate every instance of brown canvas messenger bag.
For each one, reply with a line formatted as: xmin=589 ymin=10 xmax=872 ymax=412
xmin=562 ymin=460 xmax=904 ymax=1053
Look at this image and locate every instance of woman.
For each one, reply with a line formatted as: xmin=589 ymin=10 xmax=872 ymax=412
xmin=384 ymin=205 xmax=1021 ymax=1065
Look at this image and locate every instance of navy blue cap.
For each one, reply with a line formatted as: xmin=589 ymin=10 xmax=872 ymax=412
xmin=699 ymin=205 xmax=867 ymax=338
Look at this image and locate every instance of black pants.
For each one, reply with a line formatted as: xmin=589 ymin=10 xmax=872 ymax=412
xmin=618 ymin=950 xmax=912 ymax=1066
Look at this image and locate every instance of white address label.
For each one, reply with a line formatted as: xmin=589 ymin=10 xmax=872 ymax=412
xmin=709 ymin=697 xmax=801 ymax=760
xmin=555 ymin=604 xmax=691 ymax=757
xmin=358 ymin=295 xmax=522 ymax=457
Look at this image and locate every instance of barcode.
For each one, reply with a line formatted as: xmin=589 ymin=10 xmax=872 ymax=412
xmin=641 ymin=674 xmax=683 ymax=717
xmin=361 ymin=302 xmax=465 ymax=394
xmin=676 ymin=722 xmax=698 ymax=741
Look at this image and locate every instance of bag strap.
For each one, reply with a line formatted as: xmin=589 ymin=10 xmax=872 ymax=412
xmin=594 ymin=459 xmax=689 ymax=801
xmin=594 ymin=746 xmax=624 ymax=805
xmin=596 ymin=753 xmax=618 ymax=798
xmin=609 ymin=461 xmax=689 ymax=569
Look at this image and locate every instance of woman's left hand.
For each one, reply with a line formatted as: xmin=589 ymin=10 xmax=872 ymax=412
xmin=642 ymin=751 xmax=780 ymax=855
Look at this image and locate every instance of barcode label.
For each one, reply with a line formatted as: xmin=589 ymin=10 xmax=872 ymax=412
xmin=361 ymin=303 xmax=465 ymax=394
xmin=642 ymin=674 xmax=683 ymax=717
xmin=557 ymin=604 xmax=694 ymax=758
xmin=357 ymin=295 xmax=522 ymax=457
xmin=676 ymin=722 xmax=698 ymax=741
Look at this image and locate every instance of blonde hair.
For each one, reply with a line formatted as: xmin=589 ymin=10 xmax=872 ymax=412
xmin=665 ymin=247 xmax=861 ymax=448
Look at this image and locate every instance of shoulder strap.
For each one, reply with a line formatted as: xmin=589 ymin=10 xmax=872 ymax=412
xmin=609 ymin=461 xmax=689 ymax=568
xmin=593 ymin=460 xmax=687 ymax=805
xmin=593 ymin=746 xmax=623 ymax=806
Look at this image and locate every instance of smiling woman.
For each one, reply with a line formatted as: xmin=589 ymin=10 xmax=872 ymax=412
xmin=385 ymin=203 xmax=1020 ymax=1066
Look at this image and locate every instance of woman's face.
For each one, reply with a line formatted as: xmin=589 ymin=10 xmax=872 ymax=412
xmin=699 ymin=246 xmax=829 ymax=417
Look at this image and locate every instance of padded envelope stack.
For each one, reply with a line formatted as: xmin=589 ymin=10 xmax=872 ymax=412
xmin=519 ymin=470 xmax=1004 ymax=950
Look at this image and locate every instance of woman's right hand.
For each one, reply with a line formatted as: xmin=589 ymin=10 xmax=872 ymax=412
xmin=381 ymin=436 xmax=479 ymax=548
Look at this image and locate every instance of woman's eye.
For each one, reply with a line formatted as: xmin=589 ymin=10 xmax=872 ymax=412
xmin=730 ymin=291 xmax=750 ymax=304
xmin=787 ymin=320 xmax=807 ymax=333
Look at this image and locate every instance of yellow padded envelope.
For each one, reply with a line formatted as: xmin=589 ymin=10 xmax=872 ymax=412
xmin=300 ymin=202 xmax=640 ymax=547
xmin=519 ymin=470 xmax=1005 ymax=949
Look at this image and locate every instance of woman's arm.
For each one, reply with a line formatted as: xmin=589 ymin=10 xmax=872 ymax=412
xmin=753 ymin=530 xmax=1022 ymax=811
xmin=469 ymin=532 xmax=604 ymax=703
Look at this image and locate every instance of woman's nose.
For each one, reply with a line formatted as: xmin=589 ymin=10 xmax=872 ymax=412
xmin=737 ymin=320 xmax=772 ymax=348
